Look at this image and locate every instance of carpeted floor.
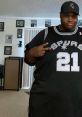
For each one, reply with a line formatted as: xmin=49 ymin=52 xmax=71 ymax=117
xmin=0 ymin=90 xmax=29 ymax=117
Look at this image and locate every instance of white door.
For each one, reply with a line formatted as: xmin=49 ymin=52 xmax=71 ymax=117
xmin=22 ymin=28 xmax=44 ymax=91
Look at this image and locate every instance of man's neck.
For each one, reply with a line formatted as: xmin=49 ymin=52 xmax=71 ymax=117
xmin=58 ymin=25 xmax=76 ymax=32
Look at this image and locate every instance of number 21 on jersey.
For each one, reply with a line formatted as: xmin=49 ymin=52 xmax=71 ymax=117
xmin=56 ymin=52 xmax=80 ymax=72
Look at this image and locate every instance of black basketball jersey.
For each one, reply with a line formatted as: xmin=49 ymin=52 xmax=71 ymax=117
xmin=25 ymin=26 xmax=82 ymax=117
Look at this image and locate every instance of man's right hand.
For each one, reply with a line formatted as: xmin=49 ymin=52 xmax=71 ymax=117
xmin=28 ymin=42 xmax=51 ymax=57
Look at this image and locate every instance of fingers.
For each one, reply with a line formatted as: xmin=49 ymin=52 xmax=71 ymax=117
xmin=44 ymin=47 xmax=51 ymax=51
xmin=38 ymin=42 xmax=51 ymax=53
xmin=42 ymin=42 xmax=49 ymax=47
xmin=42 ymin=42 xmax=51 ymax=51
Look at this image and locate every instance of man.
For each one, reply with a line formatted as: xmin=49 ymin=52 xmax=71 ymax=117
xmin=24 ymin=1 xmax=82 ymax=117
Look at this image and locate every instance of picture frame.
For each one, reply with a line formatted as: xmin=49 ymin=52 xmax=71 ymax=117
xmin=0 ymin=22 xmax=4 ymax=31
xmin=16 ymin=20 xmax=25 ymax=27
xmin=17 ymin=29 xmax=23 ymax=38
xmin=31 ymin=20 xmax=37 ymax=27
xmin=78 ymin=20 xmax=82 ymax=26
xmin=5 ymin=35 xmax=13 ymax=44
xmin=45 ymin=19 xmax=51 ymax=27
xmin=4 ymin=46 xmax=12 ymax=55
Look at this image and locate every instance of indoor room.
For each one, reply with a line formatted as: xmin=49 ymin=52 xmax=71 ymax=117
xmin=0 ymin=0 xmax=82 ymax=117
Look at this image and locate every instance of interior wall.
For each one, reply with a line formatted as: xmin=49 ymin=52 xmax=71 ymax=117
xmin=0 ymin=18 xmax=24 ymax=64
xmin=0 ymin=17 xmax=60 ymax=65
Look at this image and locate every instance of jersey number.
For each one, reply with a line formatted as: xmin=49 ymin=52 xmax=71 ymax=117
xmin=56 ymin=52 xmax=80 ymax=72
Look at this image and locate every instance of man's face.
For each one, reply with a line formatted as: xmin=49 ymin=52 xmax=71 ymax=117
xmin=60 ymin=12 xmax=78 ymax=31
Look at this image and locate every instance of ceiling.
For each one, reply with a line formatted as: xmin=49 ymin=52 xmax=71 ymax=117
xmin=0 ymin=0 xmax=82 ymax=18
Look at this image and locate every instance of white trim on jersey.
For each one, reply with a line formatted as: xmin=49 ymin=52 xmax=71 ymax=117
xmin=44 ymin=27 xmax=48 ymax=40
xmin=54 ymin=25 xmax=78 ymax=35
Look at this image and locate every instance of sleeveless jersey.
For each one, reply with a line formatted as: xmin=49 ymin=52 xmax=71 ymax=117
xmin=32 ymin=26 xmax=82 ymax=93
xmin=26 ymin=26 xmax=82 ymax=117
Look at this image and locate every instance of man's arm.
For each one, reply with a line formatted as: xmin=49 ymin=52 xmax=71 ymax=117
xmin=24 ymin=42 xmax=51 ymax=65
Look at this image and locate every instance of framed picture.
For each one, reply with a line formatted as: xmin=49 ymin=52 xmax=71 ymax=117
xmin=16 ymin=20 xmax=25 ymax=27
xmin=0 ymin=22 xmax=4 ymax=31
xmin=5 ymin=35 xmax=13 ymax=44
xmin=78 ymin=20 xmax=82 ymax=26
xmin=4 ymin=46 xmax=12 ymax=55
xmin=31 ymin=20 xmax=37 ymax=27
xmin=45 ymin=20 xmax=51 ymax=27
xmin=17 ymin=29 xmax=23 ymax=38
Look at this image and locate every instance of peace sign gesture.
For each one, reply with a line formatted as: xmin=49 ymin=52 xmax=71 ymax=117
xmin=29 ymin=42 xmax=51 ymax=57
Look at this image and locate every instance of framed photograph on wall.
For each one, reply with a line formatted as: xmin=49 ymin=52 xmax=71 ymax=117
xmin=4 ymin=46 xmax=12 ymax=55
xmin=31 ymin=20 xmax=37 ymax=27
xmin=5 ymin=35 xmax=13 ymax=44
xmin=17 ymin=29 xmax=23 ymax=38
xmin=16 ymin=20 xmax=25 ymax=27
xmin=45 ymin=19 xmax=51 ymax=27
xmin=78 ymin=20 xmax=82 ymax=27
xmin=0 ymin=22 xmax=4 ymax=31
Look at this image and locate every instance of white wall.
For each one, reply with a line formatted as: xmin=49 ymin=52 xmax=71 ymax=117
xmin=0 ymin=17 xmax=60 ymax=65
xmin=0 ymin=18 xmax=25 ymax=64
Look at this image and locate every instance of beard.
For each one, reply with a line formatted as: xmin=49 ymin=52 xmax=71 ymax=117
xmin=62 ymin=27 xmax=75 ymax=32
xmin=60 ymin=20 xmax=77 ymax=32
